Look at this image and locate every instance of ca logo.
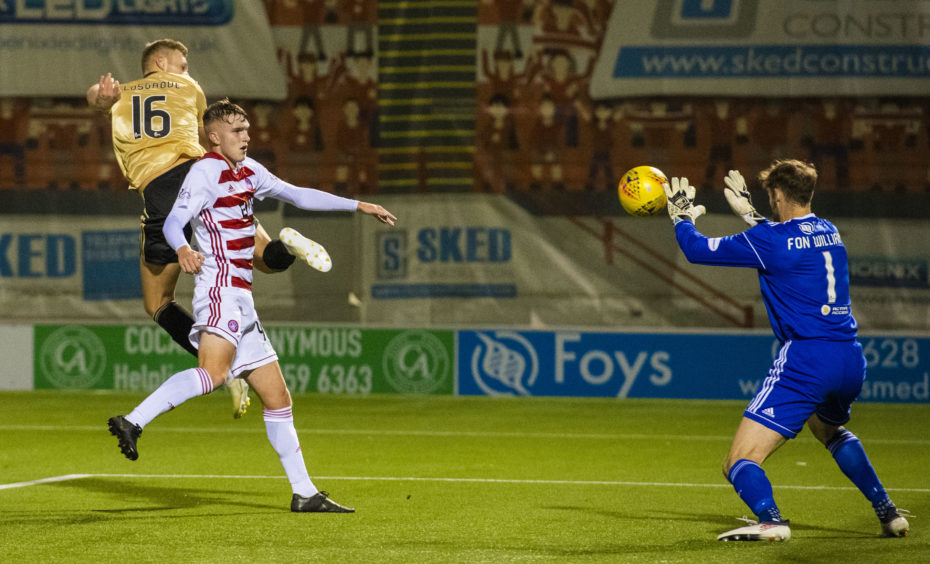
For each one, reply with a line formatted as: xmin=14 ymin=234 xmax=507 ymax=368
xmin=38 ymin=326 xmax=107 ymax=389
xmin=382 ymin=331 xmax=449 ymax=394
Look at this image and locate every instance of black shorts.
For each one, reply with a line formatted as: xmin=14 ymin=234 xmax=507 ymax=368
xmin=140 ymin=159 xmax=196 ymax=265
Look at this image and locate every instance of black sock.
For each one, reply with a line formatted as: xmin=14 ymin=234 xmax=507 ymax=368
xmin=263 ymin=240 xmax=297 ymax=270
xmin=154 ymin=301 xmax=198 ymax=357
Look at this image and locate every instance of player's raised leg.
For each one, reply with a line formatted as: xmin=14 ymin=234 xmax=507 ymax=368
xmin=108 ymin=333 xmax=233 ymax=460
xmin=245 ymin=361 xmax=353 ymax=513
xmin=254 ymin=221 xmax=297 ymax=273
xmin=278 ymin=227 xmax=332 ymax=273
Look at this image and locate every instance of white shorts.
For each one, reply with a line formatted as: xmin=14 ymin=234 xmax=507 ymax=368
xmin=189 ymin=286 xmax=278 ymax=378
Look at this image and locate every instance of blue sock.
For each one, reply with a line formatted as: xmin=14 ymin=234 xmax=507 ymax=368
xmin=826 ymin=429 xmax=894 ymax=519
xmin=727 ymin=459 xmax=783 ymax=523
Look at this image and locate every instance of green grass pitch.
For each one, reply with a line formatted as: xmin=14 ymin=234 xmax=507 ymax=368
xmin=1 ymin=391 xmax=927 ymax=563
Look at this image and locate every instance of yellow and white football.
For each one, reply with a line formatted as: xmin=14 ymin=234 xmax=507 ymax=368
xmin=618 ymin=166 xmax=668 ymax=217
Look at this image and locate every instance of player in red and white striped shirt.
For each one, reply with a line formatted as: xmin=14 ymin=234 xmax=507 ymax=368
xmin=108 ymin=99 xmax=395 ymax=512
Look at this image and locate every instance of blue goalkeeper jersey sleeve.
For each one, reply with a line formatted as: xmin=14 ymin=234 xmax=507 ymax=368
xmin=674 ymin=215 xmax=858 ymax=342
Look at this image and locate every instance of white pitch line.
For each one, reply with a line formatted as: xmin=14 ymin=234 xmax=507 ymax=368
xmin=2 ymin=473 xmax=929 ymax=494
xmin=0 ymin=424 xmax=722 ymax=441
xmin=2 ymin=424 xmax=929 ymax=446
xmin=0 ymin=473 xmax=92 ymax=490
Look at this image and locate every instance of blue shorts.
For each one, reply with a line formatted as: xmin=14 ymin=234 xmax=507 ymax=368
xmin=744 ymin=339 xmax=866 ymax=439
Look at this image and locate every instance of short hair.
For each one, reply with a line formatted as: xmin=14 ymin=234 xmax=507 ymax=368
xmin=203 ymin=98 xmax=248 ymax=129
xmin=141 ymin=38 xmax=188 ymax=73
xmin=759 ymin=159 xmax=817 ymax=205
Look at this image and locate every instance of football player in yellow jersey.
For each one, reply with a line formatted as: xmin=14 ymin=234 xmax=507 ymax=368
xmin=87 ymin=39 xmax=318 ymax=418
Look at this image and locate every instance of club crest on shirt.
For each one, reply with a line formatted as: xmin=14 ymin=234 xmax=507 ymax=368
xmin=244 ymin=178 xmax=254 ymax=190
xmin=228 ymin=320 xmax=239 ymax=332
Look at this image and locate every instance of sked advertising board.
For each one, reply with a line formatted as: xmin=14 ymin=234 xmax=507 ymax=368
xmin=0 ymin=0 xmax=286 ymax=98
xmin=457 ymin=330 xmax=930 ymax=403
xmin=592 ymin=0 xmax=930 ymax=97
xmin=33 ymin=324 xmax=454 ymax=396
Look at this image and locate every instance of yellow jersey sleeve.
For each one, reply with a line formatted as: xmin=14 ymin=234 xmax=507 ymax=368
xmin=110 ymin=71 xmax=207 ymax=191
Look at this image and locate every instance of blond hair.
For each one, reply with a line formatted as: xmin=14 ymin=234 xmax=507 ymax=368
xmin=141 ymin=38 xmax=189 ymax=73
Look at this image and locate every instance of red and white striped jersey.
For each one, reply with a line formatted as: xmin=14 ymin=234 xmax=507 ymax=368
xmin=165 ymin=152 xmax=357 ymax=292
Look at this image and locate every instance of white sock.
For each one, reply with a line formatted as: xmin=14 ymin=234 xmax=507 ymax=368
xmin=126 ymin=367 xmax=214 ymax=428
xmin=264 ymin=406 xmax=317 ymax=497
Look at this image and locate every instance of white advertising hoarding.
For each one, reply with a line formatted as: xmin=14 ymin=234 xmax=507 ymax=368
xmin=1 ymin=198 xmax=929 ymax=331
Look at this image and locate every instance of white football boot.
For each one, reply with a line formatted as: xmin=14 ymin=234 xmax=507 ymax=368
xmin=717 ymin=518 xmax=791 ymax=542
xmin=881 ymin=508 xmax=911 ymax=537
xmin=228 ymin=378 xmax=250 ymax=419
xmin=279 ymin=227 xmax=332 ymax=272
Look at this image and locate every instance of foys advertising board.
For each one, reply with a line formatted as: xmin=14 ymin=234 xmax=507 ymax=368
xmin=457 ymin=330 xmax=930 ymax=403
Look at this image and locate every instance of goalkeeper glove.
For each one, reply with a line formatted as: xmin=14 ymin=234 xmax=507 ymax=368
xmin=663 ymin=177 xmax=706 ymax=225
xmin=723 ymin=169 xmax=766 ymax=226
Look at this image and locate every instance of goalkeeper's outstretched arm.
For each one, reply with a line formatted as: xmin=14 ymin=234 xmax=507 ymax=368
xmin=723 ymin=170 xmax=766 ymax=226
xmin=662 ymin=177 xmax=706 ymax=225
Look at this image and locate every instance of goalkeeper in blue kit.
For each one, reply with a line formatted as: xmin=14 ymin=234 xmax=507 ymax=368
xmin=663 ymin=159 xmax=910 ymax=542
